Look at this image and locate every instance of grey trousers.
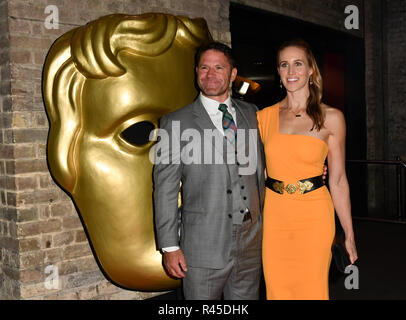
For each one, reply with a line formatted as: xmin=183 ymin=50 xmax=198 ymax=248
xmin=182 ymin=217 xmax=262 ymax=300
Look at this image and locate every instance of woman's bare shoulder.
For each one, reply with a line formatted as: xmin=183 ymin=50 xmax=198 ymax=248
xmin=322 ymin=104 xmax=346 ymax=132
xmin=257 ymin=102 xmax=280 ymax=119
xmin=322 ymin=104 xmax=344 ymax=121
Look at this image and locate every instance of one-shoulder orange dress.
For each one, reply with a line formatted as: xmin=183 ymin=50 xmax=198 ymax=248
xmin=257 ymin=103 xmax=335 ymax=300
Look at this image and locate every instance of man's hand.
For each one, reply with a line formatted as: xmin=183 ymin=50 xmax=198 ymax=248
xmin=163 ymin=249 xmax=188 ymax=278
xmin=322 ymin=164 xmax=328 ymax=182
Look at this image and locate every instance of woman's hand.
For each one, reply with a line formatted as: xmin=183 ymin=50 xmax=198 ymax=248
xmin=345 ymin=237 xmax=358 ymax=265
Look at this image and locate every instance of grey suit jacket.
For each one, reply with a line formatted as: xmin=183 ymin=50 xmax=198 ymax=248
xmin=153 ymin=97 xmax=265 ymax=269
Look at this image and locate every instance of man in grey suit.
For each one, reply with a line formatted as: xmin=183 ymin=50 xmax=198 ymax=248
xmin=153 ymin=42 xmax=265 ymax=299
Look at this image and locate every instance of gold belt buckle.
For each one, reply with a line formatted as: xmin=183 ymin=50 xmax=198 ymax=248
xmin=271 ymin=178 xmax=315 ymax=195
xmin=272 ymin=181 xmax=284 ymax=194
xmin=298 ymin=180 xmax=314 ymax=194
xmin=285 ymin=184 xmax=297 ymax=194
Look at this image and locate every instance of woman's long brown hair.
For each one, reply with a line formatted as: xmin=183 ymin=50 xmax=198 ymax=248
xmin=277 ymin=39 xmax=324 ymax=131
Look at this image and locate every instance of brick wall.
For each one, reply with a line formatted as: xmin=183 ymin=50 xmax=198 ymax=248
xmin=0 ymin=0 xmax=12 ymax=300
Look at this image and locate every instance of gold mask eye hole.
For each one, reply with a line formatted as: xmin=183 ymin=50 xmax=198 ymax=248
xmin=120 ymin=121 xmax=155 ymax=147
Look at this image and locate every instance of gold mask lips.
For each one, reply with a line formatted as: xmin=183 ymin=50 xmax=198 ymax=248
xmin=42 ymin=13 xmax=212 ymax=290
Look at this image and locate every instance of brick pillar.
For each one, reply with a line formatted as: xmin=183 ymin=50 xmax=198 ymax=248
xmin=364 ymin=0 xmax=386 ymax=217
xmin=0 ymin=0 xmax=14 ymax=300
xmin=386 ymin=0 xmax=406 ymax=159
xmin=383 ymin=0 xmax=406 ymax=218
xmin=364 ymin=0 xmax=406 ymax=217
xmin=0 ymin=0 xmax=230 ymax=300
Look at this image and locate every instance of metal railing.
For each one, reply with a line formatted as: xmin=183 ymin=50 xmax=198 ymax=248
xmin=346 ymin=156 xmax=406 ymax=223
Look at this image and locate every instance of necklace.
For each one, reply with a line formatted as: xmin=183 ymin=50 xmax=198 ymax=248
xmin=291 ymin=110 xmax=303 ymax=117
xmin=283 ymin=104 xmax=305 ymax=118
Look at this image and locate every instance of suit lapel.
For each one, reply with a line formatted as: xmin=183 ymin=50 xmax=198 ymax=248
xmin=192 ymin=98 xmax=225 ymax=158
xmin=234 ymin=99 xmax=264 ymax=204
xmin=192 ymin=98 xmax=217 ymax=131
xmin=232 ymin=99 xmax=249 ymax=130
xmin=232 ymin=100 xmax=249 ymax=164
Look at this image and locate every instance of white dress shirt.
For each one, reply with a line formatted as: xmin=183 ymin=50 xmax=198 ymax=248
xmin=162 ymin=94 xmax=237 ymax=253
xmin=199 ymin=92 xmax=237 ymax=132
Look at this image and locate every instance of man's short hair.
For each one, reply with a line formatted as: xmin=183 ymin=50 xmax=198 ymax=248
xmin=195 ymin=41 xmax=235 ymax=68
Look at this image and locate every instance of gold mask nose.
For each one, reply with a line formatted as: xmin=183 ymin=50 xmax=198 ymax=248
xmin=42 ymin=13 xmax=212 ymax=290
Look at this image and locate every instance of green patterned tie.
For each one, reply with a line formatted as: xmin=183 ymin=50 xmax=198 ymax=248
xmin=218 ymin=103 xmax=237 ymax=144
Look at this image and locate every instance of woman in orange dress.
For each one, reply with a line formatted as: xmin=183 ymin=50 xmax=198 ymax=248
xmin=257 ymin=39 xmax=358 ymax=300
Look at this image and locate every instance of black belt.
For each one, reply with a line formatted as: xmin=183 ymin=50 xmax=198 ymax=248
xmin=265 ymin=175 xmax=324 ymax=195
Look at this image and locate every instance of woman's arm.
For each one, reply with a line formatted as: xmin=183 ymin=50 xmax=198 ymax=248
xmin=326 ymin=108 xmax=358 ymax=264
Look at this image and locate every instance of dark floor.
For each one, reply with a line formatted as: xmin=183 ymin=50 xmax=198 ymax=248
xmin=329 ymin=218 xmax=406 ymax=300
xmin=149 ymin=219 xmax=406 ymax=300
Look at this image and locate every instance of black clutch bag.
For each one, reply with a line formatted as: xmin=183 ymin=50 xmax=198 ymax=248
xmin=332 ymin=236 xmax=351 ymax=273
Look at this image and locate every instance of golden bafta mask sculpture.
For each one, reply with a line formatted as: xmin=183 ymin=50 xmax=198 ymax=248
xmin=43 ymin=13 xmax=212 ymax=290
